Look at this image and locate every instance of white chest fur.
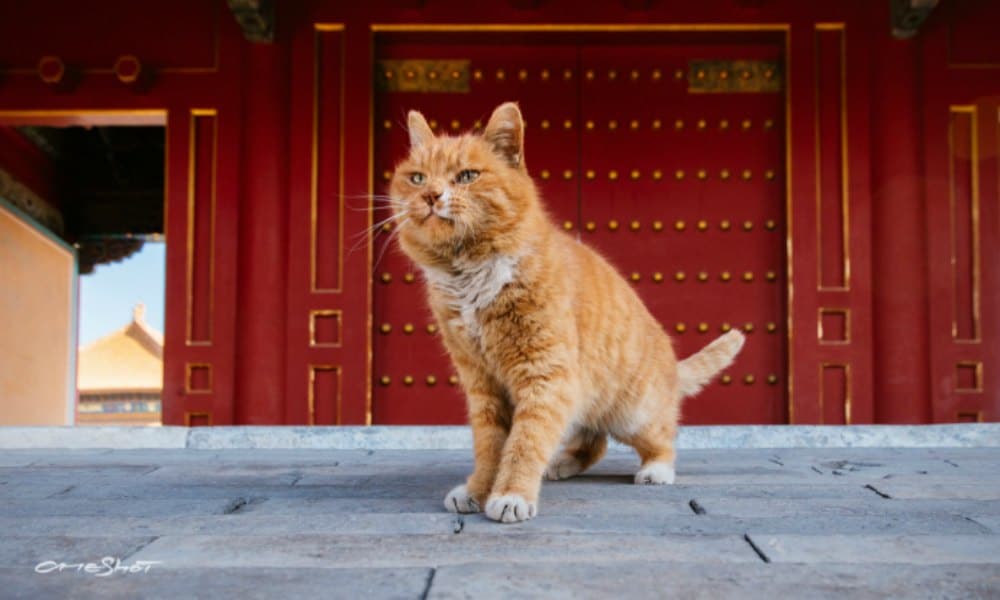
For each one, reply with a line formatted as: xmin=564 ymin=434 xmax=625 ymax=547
xmin=422 ymin=255 xmax=519 ymax=339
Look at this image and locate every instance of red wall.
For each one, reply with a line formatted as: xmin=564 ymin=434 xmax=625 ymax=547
xmin=0 ymin=0 xmax=996 ymax=425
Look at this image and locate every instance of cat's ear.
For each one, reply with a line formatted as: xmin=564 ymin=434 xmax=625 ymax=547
xmin=407 ymin=110 xmax=435 ymax=149
xmin=483 ymin=102 xmax=524 ymax=168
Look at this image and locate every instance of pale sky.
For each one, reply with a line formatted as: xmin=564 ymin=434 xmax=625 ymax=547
xmin=78 ymin=242 xmax=165 ymax=346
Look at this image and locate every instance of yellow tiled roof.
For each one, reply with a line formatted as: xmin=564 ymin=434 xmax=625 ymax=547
xmin=77 ymin=304 xmax=163 ymax=394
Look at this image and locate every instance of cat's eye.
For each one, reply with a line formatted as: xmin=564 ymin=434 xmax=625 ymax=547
xmin=409 ymin=172 xmax=426 ymax=185
xmin=455 ymin=169 xmax=481 ymax=184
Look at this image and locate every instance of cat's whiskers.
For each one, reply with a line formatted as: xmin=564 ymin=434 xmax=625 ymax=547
xmin=373 ymin=216 xmax=408 ymax=269
xmin=343 ymin=194 xmax=406 ymax=214
xmin=354 ymin=209 xmax=409 ymax=240
xmin=347 ymin=209 xmax=410 ymax=256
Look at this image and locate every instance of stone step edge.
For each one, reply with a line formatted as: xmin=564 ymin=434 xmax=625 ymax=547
xmin=0 ymin=424 xmax=996 ymax=450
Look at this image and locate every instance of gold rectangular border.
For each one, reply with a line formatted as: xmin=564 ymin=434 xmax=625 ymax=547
xmin=367 ymin=23 xmax=375 ymax=426
xmin=311 ymin=24 xmax=347 ymax=293
xmin=948 ymin=105 xmax=981 ymax=342
xmin=371 ymin=23 xmax=794 ymax=425
xmin=686 ymin=59 xmax=782 ymax=94
xmin=184 ymin=362 xmax=213 ymax=394
xmin=372 ymin=24 xmax=789 ymax=32
xmin=308 ymin=364 xmax=343 ymax=425
xmin=1 ymin=10 xmax=220 ymax=75
xmin=817 ymin=307 xmax=850 ymax=345
xmin=309 ymin=309 xmax=343 ymax=347
xmin=819 ymin=362 xmax=851 ymax=425
xmin=377 ymin=59 xmax=471 ymax=93
xmin=185 ymin=108 xmax=218 ymax=346
xmin=814 ymin=22 xmax=850 ymax=292
xmin=183 ymin=411 xmax=213 ymax=426
xmin=955 ymin=360 xmax=984 ymax=393
xmin=957 ymin=410 xmax=984 ymax=422
xmin=0 ymin=110 xmax=166 ymax=126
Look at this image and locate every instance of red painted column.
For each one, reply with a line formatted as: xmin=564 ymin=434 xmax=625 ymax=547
xmin=234 ymin=37 xmax=291 ymax=424
xmin=870 ymin=33 xmax=931 ymax=423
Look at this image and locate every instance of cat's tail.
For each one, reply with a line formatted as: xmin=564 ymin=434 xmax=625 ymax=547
xmin=676 ymin=330 xmax=746 ymax=398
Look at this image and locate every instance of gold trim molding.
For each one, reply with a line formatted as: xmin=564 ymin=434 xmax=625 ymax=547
xmin=308 ymin=364 xmax=342 ymax=425
xmin=819 ymin=362 xmax=851 ymax=425
xmin=310 ymin=24 xmax=346 ymax=293
xmin=184 ymin=411 xmax=213 ymax=426
xmin=818 ymin=307 xmax=850 ymax=345
xmin=309 ymin=309 xmax=343 ymax=347
xmin=378 ymin=59 xmax=471 ymax=93
xmin=814 ymin=22 xmax=850 ymax=292
xmin=687 ymin=60 xmax=781 ymax=93
xmin=184 ymin=362 xmax=213 ymax=394
xmin=185 ymin=108 xmax=218 ymax=346
xmin=372 ymin=24 xmax=789 ymax=32
xmin=955 ymin=360 xmax=983 ymax=393
xmin=948 ymin=105 xmax=981 ymax=342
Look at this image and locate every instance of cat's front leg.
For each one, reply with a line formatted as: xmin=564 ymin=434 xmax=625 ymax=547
xmin=485 ymin=376 xmax=577 ymax=523
xmin=444 ymin=372 xmax=510 ymax=514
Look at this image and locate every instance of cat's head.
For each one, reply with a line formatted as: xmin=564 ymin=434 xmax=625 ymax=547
xmin=389 ymin=102 xmax=537 ymax=258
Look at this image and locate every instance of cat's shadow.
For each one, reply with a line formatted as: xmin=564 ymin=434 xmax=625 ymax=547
xmin=547 ymin=474 xmax=634 ymax=485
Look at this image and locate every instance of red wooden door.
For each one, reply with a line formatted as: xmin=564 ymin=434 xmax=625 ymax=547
xmin=372 ymin=38 xmax=581 ymax=424
xmin=920 ymin=0 xmax=1000 ymax=422
xmin=577 ymin=37 xmax=787 ymax=424
xmin=371 ymin=31 xmax=789 ymax=425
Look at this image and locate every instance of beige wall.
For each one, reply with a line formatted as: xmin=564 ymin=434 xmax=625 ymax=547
xmin=0 ymin=203 xmax=76 ymax=425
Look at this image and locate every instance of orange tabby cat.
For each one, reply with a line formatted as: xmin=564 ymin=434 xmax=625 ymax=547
xmin=389 ymin=102 xmax=745 ymax=523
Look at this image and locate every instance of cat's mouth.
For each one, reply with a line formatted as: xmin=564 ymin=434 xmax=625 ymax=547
xmin=421 ymin=209 xmax=454 ymax=225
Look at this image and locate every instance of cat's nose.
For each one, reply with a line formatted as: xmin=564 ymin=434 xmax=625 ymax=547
xmin=422 ymin=191 xmax=442 ymax=206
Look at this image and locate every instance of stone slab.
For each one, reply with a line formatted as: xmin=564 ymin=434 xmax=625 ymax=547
xmin=866 ymin=482 xmax=1000 ymax=500
xmin=2 ymin=423 xmax=999 ymax=450
xmin=692 ymin=496 xmax=1000 ymax=519
xmin=0 ymin=446 xmax=998 ymax=597
xmin=971 ymin=516 xmax=1000 ymax=533
xmin=429 ymin=562 xmax=1000 ymax=600
xmin=0 ymin=536 xmax=156 ymax=569
xmin=128 ymin=533 xmax=758 ymax=569
xmin=0 ymin=498 xmax=239 ymax=518
xmin=0 ymin=513 xmax=461 ymax=537
xmin=460 ymin=512 xmax=987 ymax=536
xmin=0 ymin=427 xmax=186 ymax=449
xmin=0 ymin=566 xmax=431 ymax=600
xmin=752 ymin=534 xmax=1000 ymax=564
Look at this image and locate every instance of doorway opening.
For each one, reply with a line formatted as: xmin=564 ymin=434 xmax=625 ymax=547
xmin=0 ymin=114 xmax=166 ymax=426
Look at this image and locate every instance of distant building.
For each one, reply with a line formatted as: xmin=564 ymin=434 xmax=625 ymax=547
xmin=76 ymin=304 xmax=162 ymax=426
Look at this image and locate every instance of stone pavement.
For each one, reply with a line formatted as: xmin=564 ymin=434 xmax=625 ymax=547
xmin=0 ymin=446 xmax=998 ymax=598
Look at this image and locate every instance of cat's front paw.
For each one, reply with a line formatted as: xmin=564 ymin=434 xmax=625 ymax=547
xmin=634 ymin=462 xmax=675 ymax=485
xmin=485 ymin=493 xmax=537 ymax=523
xmin=444 ymin=484 xmax=482 ymax=513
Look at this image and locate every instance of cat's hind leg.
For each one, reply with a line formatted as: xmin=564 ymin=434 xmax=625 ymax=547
xmin=544 ymin=429 xmax=608 ymax=481
xmin=622 ymin=419 xmax=678 ymax=485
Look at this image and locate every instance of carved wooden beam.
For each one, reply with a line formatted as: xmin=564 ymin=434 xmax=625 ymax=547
xmin=227 ymin=0 xmax=274 ymax=43
xmin=891 ymin=0 xmax=939 ymax=39
xmin=0 ymin=168 xmax=64 ymax=235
